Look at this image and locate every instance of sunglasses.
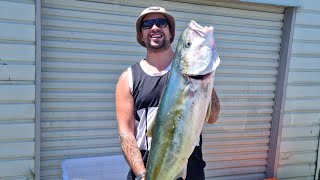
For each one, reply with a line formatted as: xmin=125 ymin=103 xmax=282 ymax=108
xmin=141 ymin=18 xmax=168 ymax=30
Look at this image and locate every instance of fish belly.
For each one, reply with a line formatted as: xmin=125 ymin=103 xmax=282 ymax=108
xmin=146 ymin=70 xmax=213 ymax=180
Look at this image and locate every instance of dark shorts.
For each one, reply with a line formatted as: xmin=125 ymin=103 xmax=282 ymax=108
xmin=127 ymin=146 xmax=206 ymax=180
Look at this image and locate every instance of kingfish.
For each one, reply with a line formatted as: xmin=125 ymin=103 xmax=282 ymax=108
xmin=146 ymin=20 xmax=220 ymax=180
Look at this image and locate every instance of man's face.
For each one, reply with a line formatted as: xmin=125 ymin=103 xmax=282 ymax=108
xmin=141 ymin=13 xmax=171 ymax=52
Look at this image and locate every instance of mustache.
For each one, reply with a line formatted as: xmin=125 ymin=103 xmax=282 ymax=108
xmin=148 ymin=30 xmax=165 ymax=37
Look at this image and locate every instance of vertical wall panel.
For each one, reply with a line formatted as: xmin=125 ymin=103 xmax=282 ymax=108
xmin=0 ymin=0 xmax=36 ymax=179
xmin=277 ymin=0 xmax=320 ymax=179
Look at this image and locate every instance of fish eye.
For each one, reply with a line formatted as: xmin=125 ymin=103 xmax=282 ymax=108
xmin=185 ymin=41 xmax=192 ymax=48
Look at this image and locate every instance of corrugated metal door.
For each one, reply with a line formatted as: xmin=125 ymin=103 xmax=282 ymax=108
xmin=40 ymin=0 xmax=284 ymax=179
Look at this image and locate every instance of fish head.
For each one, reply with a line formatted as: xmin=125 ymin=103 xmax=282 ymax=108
xmin=177 ymin=20 xmax=220 ymax=77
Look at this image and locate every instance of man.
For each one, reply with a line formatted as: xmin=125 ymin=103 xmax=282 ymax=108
xmin=116 ymin=6 xmax=220 ymax=180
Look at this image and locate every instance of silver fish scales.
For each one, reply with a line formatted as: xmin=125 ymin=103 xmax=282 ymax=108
xmin=146 ymin=20 xmax=220 ymax=180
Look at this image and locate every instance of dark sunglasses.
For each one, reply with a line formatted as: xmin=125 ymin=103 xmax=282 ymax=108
xmin=141 ymin=18 xmax=168 ymax=30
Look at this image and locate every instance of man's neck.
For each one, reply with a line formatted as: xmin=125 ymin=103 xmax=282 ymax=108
xmin=144 ymin=48 xmax=175 ymax=73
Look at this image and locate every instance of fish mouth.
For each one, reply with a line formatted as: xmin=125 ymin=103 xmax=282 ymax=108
xmin=188 ymin=72 xmax=212 ymax=80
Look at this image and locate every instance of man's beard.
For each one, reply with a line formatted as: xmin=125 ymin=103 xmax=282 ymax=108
xmin=145 ymin=36 xmax=170 ymax=53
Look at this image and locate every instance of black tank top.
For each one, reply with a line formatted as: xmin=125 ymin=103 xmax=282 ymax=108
xmin=129 ymin=61 xmax=170 ymax=150
xmin=127 ymin=60 xmax=206 ymax=179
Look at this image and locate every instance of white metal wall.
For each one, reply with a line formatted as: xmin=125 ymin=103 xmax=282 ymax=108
xmin=40 ymin=0 xmax=284 ymax=179
xmin=0 ymin=0 xmax=36 ymax=179
xmin=277 ymin=0 xmax=320 ymax=179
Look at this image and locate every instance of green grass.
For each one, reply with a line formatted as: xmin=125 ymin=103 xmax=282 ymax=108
xmin=24 ymin=168 xmax=35 ymax=180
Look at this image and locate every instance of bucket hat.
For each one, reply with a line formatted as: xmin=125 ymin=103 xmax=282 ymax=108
xmin=136 ymin=6 xmax=175 ymax=47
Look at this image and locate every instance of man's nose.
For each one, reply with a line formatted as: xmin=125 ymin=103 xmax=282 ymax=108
xmin=150 ymin=23 xmax=160 ymax=30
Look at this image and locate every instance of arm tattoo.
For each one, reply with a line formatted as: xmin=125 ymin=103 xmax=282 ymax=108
xmin=211 ymin=89 xmax=220 ymax=117
xmin=119 ymin=131 xmax=145 ymax=175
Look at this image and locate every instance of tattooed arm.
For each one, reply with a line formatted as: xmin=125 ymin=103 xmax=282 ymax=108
xmin=207 ymin=87 xmax=220 ymax=124
xmin=116 ymin=71 xmax=146 ymax=177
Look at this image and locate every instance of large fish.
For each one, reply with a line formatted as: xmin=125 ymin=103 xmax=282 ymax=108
xmin=146 ymin=20 xmax=220 ymax=180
